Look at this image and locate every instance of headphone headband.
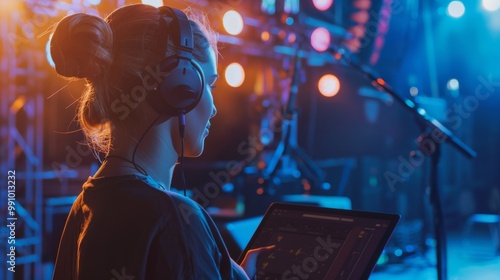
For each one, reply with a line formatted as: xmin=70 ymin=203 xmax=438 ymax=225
xmin=147 ymin=6 xmax=204 ymax=115
xmin=159 ymin=7 xmax=194 ymax=53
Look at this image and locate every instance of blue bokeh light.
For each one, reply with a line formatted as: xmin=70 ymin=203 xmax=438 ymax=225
xmin=447 ymin=1 xmax=465 ymax=18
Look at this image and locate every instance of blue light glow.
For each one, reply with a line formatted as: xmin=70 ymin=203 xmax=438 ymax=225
xmin=447 ymin=79 xmax=459 ymax=91
xmin=482 ymin=0 xmax=500 ymax=12
xmin=405 ymin=100 xmax=415 ymax=108
xmin=447 ymin=1 xmax=465 ymax=18
xmin=261 ymin=0 xmax=276 ymax=15
xmin=394 ymin=249 xmax=403 ymax=257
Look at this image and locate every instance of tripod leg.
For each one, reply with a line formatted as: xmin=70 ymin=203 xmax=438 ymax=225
xmin=263 ymin=136 xmax=286 ymax=179
xmin=293 ymin=146 xmax=325 ymax=186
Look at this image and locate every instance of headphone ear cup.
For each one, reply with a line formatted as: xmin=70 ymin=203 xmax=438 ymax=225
xmin=157 ymin=56 xmax=204 ymax=114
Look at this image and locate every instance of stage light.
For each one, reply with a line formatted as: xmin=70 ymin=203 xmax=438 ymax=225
xmin=409 ymin=86 xmax=419 ymax=97
xmin=318 ymin=74 xmax=340 ymax=97
xmin=287 ymin=33 xmax=297 ymax=43
xmin=313 ymin=0 xmax=334 ymax=11
xmin=284 ymin=0 xmax=300 ymax=14
xmin=10 ymin=96 xmax=26 ymax=113
xmin=447 ymin=1 xmax=465 ymax=18
xmin=223 ymin=10 xmax=244 ymax=35
xmin=261 ymin=0 xmax=276 ymax=14
xmin=482 ymin=0 xmax=500 ymax=12
xmin=351 ymin=11 xmax=370 ymax=24
xmin=447 ymin=79 xmax=460 ymax=97
xmin=225 ymin=62 xmax=245 ymax=88
xmin=261 ymin=31 xmax=270 ymax=42
xmin=343 ymin=0 xmax=373 ymax=53
xmin=88 ymin=0 xmax=101 ymax=5
xmin=394 ymin=248 xmax=403 ymax=257
xmin=353 ymin=0 xmax=371 ymax=9
xmin=310 ymin=27 xmax=330 ymax=52
xmin=278 ymin=30 xmax=287 ymax=40
xmin=141 ymin=0 xmax=163 ymax=8
xmin=447 ymin=79 xmax=459 ymax=91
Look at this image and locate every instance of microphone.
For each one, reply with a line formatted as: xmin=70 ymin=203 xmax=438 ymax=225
xmin=326 ymin=44 xmax=389 ymax=95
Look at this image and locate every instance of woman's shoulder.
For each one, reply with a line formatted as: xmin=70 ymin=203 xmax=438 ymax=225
xmin=165 ymin=191 xmax=209 ymax=225
xmin=82 ymin=174 xmax=210 ymax=225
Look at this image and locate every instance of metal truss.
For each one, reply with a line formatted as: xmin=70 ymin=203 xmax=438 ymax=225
xmin=1 ymin=5 xmax=46 ymax=279
xmin=0 ymin=1 xmax=136 ymax=278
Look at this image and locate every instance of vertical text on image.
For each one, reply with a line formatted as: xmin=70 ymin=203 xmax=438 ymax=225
xmin=7 ymin=170 xmax=17 ymax=272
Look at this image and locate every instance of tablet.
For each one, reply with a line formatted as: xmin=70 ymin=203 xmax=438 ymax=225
xmin=237 ymin=202 xmax=400 ymax=279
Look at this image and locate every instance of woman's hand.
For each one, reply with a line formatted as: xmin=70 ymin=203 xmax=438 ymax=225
xmin=240 ymin=245 xmax=275 ymax=279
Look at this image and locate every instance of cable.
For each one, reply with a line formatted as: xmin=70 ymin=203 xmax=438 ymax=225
xmin=178 ymin=112 xmax=187 ymax=196
xmin=131 ymin=115 xmax=162 ymax=176
xmin=105 ymin=115 xmax=164 ymax=189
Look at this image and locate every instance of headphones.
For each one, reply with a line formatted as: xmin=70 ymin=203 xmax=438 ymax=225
xmin=148 ymin=6 xmax=205 ymax=116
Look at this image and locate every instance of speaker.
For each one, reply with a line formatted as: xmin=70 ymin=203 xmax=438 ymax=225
xmin=149 ymin=7 xmax=205 ymax=115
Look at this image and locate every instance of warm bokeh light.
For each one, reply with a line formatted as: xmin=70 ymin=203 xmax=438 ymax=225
xmin=225 ymin=63 xmax=245 ymax=88
xmin=313 ymin=0 xmax=334 ymax=11
xmin=318 ymin=74 xmax=340 ymax=97
xmin=278 ymin=30 xmax=287 ymax=40
xmin=353 ymin=0 xmax=371 ymax=9
xmin=10 ymin=96 xmax=26 ymax=113
xmin=482 ymin=0 xmax=500 ymax=11
xmin=287 ymin=33 xmax=297 ymax=43
xmin=0 ymin=0 xmax=24 ymax=16
xmin=351 ymin=11 xmax=370 ymax=24
xmin=310 ymin=27 xmax=330 ymax=52
xmin=376 ymin=78 xmax=386 ymax=86
xmin=223 ymin=10 xmax=244 ymax=35
xmin=261 ymin=31 xmax=270 ymax=41
xmin=447 ymin=1 xmax=465 ymax=18
xmin=141 ymin=0 xmax=163 ymax=8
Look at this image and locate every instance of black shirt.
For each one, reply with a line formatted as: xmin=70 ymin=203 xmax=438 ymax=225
xmin=53 ymin=175 xmax=248 ymax=280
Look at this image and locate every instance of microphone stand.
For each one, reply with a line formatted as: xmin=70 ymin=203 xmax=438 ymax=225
xmin=328 ymin=45 xmax=476 ymax=280
xmin=262 ymin=47 xmax=326 ymax=192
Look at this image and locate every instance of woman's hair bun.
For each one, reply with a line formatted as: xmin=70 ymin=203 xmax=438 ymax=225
xmin=50 ymin=13 xmax=113 ymax=79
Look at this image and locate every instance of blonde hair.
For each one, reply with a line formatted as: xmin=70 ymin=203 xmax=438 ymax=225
xmin=50 ymin=4 xmax=218 ymax=154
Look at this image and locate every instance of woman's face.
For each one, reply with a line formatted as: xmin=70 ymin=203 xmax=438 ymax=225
xmin=182 ymin=47 xmax=218 ymax=157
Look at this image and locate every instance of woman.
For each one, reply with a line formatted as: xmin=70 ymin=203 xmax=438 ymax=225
xmin=50 ymin=4 xmax=267 ymax=279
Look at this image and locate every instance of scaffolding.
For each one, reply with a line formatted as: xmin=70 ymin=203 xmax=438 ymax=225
xmin=0 ymin=1 xmax=128 ymax=278
xmin=1 ymin=3 xmax=46 ymax=279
